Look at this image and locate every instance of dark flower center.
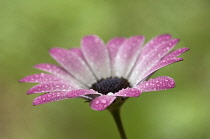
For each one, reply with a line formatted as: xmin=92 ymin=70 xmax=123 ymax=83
xmin=91 ymin=77 xmax=131 ymax=95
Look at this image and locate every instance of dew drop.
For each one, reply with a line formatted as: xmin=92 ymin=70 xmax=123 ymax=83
xmin=40 ymin=73 xmax=45 ymax=77
xmin=101 ymin=99 xmax=107 ymax=104
xmin=107 ymin=92 xmax=114 ymax=96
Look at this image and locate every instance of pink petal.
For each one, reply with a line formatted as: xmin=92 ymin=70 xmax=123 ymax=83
xmin=33 ymin=89 xmax=100 ymax=105
xmin=137 ymin=48 xmax=189 ymax=83
xmin=69 ymin=48 xmax=85 ymax=60
xmin=129 ymin=38 xmax=179 ymax=85
xmin=141 ymin=34 xmax=172 ymax=56
xmin=141 ymin=58 xmax=183 ymax=82
xmin=113 ymin=36 xmax=145 ymax=78
xmin=107 ymin=37 xmax=126 ymax=59
xmin=66 ymin=89 xmax=100 ymax=98
xmin=33 ymin=92 xmax=70 ymax=105
xmin=107 ymin=37 xmax=126 ymax=76
xmin=114 ymin=88 xmax=142 ymax=97
xmin=136 ymin=76 xmax=175 ymax=92
xmin=49 ymin=48 xmax=96 ymax=87
xmin=34 ymin=63 xmax=85 ymax=88
xmin=161 ymin=47 xmax=189 ymax=60
xmin=90 ymin=95 xmax=116 ymax=111
xmin=34 ymin=63 xmax=71 ymax=78
xmin=81 ymin=35 xmax=111 ymax=79
xmin=27 ymin=82 xmax=74 ymax=94
xmin=19 ymin=73 xmax=67 ymax=83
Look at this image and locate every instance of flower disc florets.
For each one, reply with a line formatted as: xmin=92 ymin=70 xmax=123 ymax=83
xmin=91 ymin=77 xmax=131 ymax=95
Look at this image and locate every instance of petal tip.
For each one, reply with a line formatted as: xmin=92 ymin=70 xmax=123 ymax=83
xmin=19 ymin=78 xmax=24 ymax=82
xmin=27 ymin=91 xmax=33 ymax=95
xmin=82 ymin=35 xmax=99 ymax=42
xmin=183 ymin=47 xmax=190 ymax=52
xmin=33 ymin=100 xmax=40 ymax=106
xmin=49 ymin=47 xmax=64 ymax=56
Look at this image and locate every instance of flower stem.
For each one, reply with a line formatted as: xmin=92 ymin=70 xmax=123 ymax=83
xmin=110 ymin=108 xmax=127 ymax=139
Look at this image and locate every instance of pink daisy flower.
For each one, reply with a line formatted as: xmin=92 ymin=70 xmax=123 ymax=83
xmin=20 ymin=34 xmax=189 ymax=111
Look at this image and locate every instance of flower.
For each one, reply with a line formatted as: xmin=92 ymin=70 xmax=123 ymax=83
xmin=20 ymin=34 xmax=189 ymax=111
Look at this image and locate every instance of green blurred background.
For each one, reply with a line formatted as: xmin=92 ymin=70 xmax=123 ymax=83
xmin=0 ymin=0 xmax=209 ymax=139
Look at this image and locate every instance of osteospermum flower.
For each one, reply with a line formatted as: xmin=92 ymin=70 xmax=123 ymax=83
xmin=20 ymin=34 xmax=189 ymax=111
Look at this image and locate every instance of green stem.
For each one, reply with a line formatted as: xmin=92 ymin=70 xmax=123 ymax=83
xmin=110 ymin=108 xmax=127 ymax=139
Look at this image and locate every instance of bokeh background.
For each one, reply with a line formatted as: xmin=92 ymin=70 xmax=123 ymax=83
xmin=0 ymin=0 xmax=210 ymax=139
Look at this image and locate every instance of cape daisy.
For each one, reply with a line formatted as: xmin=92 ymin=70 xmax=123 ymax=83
xmin=20 ymin=34 xmax=189 ymax=111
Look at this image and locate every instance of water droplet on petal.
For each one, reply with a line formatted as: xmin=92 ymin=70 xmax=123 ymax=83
xmin=170 ymin=82 xmax=174 ymax=85
xmin=101 ymin=99 xmax=107 ymax=104
xmin=107 ymin=92 xmax=114 ymax=96
xmin=40 ymin=73 xmax=44 ymax=77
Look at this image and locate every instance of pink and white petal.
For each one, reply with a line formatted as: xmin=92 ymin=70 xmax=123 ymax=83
xmin=34 ymin=63 xmax=85 ymax=88
xmin=135 ymin=76 xmax=175 ymax=92
xmin=114 ymin=88 xmax=142 ymax=97
xmin=33 ymin=92 xmax=71 ymax=105
xmin=27 ymin=82 xmax=74 ymax=94
xmin=81 ymin=35 xmax=111 ymax=79
xmin=113 ymin=36 xmax=145 ymax=78
xmin=33 ymin=89 xmax=101 ymax=105
xmin=90 ymin=95 xmax=116 ymax=111
xmin=69 ymin=48 xmax=85 ymax=60
xmin=129 ymin=35 xmax=173 ymax=84
xmin=138 ymin=58 xmax=183 ymax=83
xmin=66 ymin=89 xmax=100 ymax=98
xmin=141 ymin=34 xmax=172 ymax=56
xmin=129 ymin=39 xmax=179 ymax=85
xmin=134 ymin=48 xmax=189 ymax=84
xmin=107 ymin=37 xmax=126 ymax=76
xmin=34 ymin=63 xmax=71 ymax=78
xmin=50 ymin=48 xmax=96 ymax=87
xmin=107 ymin=37 xmax=126 ymax=59
xmin=19 ymin=73 xmax=68 ymax=83
xmin=162 ymin=47 xmax=189 ymax=59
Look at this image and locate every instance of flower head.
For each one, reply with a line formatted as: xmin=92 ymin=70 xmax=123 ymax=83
xmin=20 ymin=34 xmax=189 ymax=111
